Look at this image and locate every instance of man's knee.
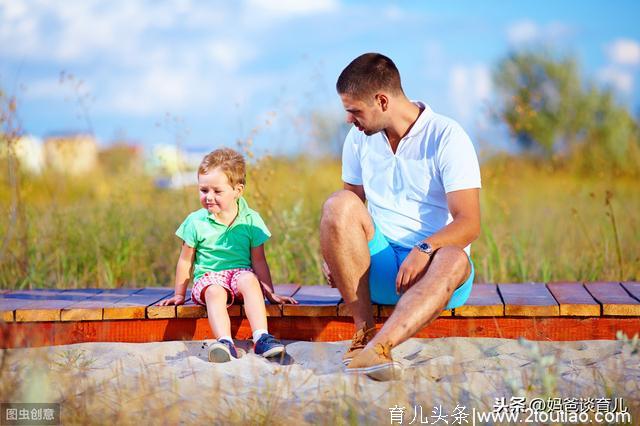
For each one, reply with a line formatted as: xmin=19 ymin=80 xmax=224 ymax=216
xmin=321 ymin=190 xmax=363 ymax=230
xmin=433 ymin=246 xmax=469 ymax=280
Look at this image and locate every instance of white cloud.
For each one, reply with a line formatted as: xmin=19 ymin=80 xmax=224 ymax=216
xmin=449 ymin=64 xmax=492 ymax=121
xmin=507 ymin=20 xmax=539 ymax=44
xmin=246 ymin=0 xmax=338 ymax=18
xmin=207 ymin=39 xmax=257 ymax=72
xmin=598 ymin=66 xmax=634 ymax=94
xmin=506 ymin=20 xmax=572 ymax=45
xmin=606 ymin=38 xmax=640 ymax=66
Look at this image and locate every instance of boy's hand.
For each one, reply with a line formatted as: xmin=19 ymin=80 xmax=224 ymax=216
xmin=157 ymin=295 xmax=186 ymax=306
xmin=265 ymin=291 xmax=298 ymax=305
xmin=321 ymin=260 xmax=335 ymax=288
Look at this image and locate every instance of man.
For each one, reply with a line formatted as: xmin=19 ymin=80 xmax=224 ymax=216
xmin=320 ymin=53 xmax=481 ymax=381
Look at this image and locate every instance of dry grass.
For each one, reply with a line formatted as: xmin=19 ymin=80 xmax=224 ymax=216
xmin=0 ymin=155 xmax=638 ymax=289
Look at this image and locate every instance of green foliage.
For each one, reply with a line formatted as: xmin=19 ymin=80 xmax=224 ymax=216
xmin=493 ymin=50 xmax=640 ymax=175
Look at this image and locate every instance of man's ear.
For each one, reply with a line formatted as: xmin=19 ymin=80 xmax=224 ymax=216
xmin=375 ymin=93 xmax=389 ymax=111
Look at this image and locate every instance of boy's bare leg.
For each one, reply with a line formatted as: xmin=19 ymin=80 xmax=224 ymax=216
xmin=367 ymin=246 xmax=470 ymax=350
xmin=204 ymin=285 xmax=233 ymax=338
xmin=320 ymin=190 xmax=376 ymax=331
xmin=236 ymin=272 xmax=268 ymax=332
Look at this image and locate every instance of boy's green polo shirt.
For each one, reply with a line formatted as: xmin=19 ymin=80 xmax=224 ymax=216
xmin=176 ymin=197 xmax=270 ymax=282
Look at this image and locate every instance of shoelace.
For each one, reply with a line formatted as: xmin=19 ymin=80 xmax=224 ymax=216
xmin=259 ymin=334 xmax=278 ymax=346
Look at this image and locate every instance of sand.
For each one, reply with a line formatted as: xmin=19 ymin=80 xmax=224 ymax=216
xmin=1 ymin=337 xmax=638 ymax=424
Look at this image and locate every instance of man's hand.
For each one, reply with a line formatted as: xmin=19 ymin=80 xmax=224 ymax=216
xmin=396 ymin=248 xmax=431 ymax=295
xmin=157 ymin=294 xmax=186 ymax=306
xmin=321 ymin=260 xmax=335 ymax=288
xmin=265 ymin=290 xmax=298 ymax=305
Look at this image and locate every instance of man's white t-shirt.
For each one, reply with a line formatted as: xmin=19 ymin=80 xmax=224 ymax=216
xmin=341 ymin=102 xmax=481 ymax=253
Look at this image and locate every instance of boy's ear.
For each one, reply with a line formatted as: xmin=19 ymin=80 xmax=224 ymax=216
xmin=235 ymin=183 xmax=245 ymax=195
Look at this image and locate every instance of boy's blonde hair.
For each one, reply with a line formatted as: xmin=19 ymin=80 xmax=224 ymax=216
xmin=198 ymin=148 xmax=246 ymax=186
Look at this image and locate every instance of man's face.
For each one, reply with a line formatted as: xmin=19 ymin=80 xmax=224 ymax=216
xmin=340 ymin=93 xmax=385 ymax=136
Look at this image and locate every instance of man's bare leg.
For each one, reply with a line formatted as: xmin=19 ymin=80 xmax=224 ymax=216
xmin=367 ymin=246 xmax=470 ymax=349
xmin=320 ymin=190 xmax=376 ymax=330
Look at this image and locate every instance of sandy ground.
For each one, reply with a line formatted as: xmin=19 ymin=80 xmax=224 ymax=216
xmin=1 ymin=337 xmax=638 ymax=424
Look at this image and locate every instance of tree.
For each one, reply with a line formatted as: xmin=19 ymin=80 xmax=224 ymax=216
xmin=493 ymin=50 xmax=639 ymax=173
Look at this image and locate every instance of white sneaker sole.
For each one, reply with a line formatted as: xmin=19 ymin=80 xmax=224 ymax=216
xmin=258 ymin=345 xmax=285 ymax=358
xmin=346 ymin=361 xmax=403 ymax=381
xmin=208 ymin=345 xmax=246 ymax=363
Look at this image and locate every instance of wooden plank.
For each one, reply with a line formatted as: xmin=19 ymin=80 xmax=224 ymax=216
xmin=283 ymin=285 xmax=341 ymax=316
xmin=1 ymin=297 xmax=37 ymax=322
xmin=3 ymin=316 xmax=640 ymax=348
xmin=176 ymin=289 xmax=241 ymax=318
xmin=585 ymin=282 xmax=640 ymax=316
xmin=103 ymin=288 xmax=174 ymax=320
xmin=378 ymin=305 xmax=452 ymax=317
xmin=147 ymin=292 xmax=177 ymax=319
xmin=15 ymin=291 xmax=96 ymax=322
xmin=621 ymin=282 xmax=640 ymax=302
xmin=454 ymin=283 xmax=504 ymax=317
xmin=498 ymin=283 xmax=559 ymax=316
xmin=338 ymin=303 xmax=379 ymax=317
xmin=546 ymin=282 xmax=601 ymax=316
xmin=61 ymin=289 xmax=141 ymax=321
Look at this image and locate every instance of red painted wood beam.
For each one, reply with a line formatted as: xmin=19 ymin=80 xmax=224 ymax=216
xmin=2 ymin=316 xmax=639 ymax=349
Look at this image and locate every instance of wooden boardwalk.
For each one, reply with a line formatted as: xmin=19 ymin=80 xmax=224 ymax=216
xmin=1 ymin=282 xmax=639 ymax=348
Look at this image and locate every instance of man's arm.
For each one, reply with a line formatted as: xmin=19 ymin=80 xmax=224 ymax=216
xmin=424 ymin=187 xmax=481 ymax=251
xmin=344 ymin=182 xmax=366 ymax=203
xmin=396 ymin=187 xmax=480 ymax=293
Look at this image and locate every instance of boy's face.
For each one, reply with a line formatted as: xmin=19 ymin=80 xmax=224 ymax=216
xmin=198 ymin=167 xmax=243 ymax=215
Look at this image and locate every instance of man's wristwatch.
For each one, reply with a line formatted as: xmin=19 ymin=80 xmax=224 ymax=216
xmin=414 ymin=241 xmax=433 ymax=255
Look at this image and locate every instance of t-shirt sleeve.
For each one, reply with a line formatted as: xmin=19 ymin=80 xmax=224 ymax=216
xmin=175 ymin=215 xmax=198 ymax=248
xmin=341 ymin=128 xmax=362 ymax=185
xmin=249 ymin=212 xmax=272 ymax=248
xmin=437 ymin=124 xmax=482 ymax=193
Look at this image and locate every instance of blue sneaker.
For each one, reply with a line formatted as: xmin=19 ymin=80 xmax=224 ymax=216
xmin=208 ymin=339 xmax=239 ymax=363
xmin=254 ymin=333 xmax=285 ymax=358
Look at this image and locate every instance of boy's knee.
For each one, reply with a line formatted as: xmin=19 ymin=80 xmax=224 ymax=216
xmin=236 ymin=272 xmax=260 ymax=292
xmin=204 ymin=284 xmax=227 ymax=302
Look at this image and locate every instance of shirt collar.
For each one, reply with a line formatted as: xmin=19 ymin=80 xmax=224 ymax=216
xmin=405 ymin=101 xmax=432 ymax=138
xmin=207 ymin=196 xmax=251 ymax=224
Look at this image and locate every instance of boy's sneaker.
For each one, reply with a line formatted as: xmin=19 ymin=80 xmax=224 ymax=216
xmin=208 ymin=339 xmax=239 ymax=363
xmin=253 ymin=333 xmax=285 ymax=358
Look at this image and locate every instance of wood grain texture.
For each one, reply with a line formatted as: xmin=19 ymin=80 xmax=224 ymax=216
xmin=282 ymin=285 xmax=341 ymax=316
xmin=621 ymin=282 xmax=640 ymax=302
xmin=498 ymin=283 xmax=559 ymax=316
xmin=546 ymin=282 xmax=601 ymax=316
xmin=454 ymin=284 xmax=504 ymax=317
xmin=3 ymin=316 xmax=639 ymax=348
xmin=585 ymin=282 xmax=640 ymax=316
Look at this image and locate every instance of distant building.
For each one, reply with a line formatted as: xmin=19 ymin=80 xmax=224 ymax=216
xmin=43 ymin=133 xmax=98 ymax=175
xmin=147 ymin=144 xmax=189 ymax=175
xmin=0 ymin=134 xmax=44 ymax=174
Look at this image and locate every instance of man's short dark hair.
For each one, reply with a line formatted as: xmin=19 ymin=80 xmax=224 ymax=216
xmin=336 ymin=53 xmax=403 ymax=100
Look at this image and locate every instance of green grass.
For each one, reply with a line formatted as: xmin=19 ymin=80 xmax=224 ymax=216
xmin=0 ymin=156 xmax=638 ymax=289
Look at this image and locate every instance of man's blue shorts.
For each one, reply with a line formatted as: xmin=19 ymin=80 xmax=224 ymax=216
xmin=368 ymin=224 xmax=474 ymax=309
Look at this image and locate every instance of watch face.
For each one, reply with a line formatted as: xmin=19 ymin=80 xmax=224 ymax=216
xmin=416 ymin=242 xmax=431 ymax=253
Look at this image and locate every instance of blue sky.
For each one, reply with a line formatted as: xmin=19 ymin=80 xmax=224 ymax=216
xmin=1 ymin=0 xmax=639 ymax=157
